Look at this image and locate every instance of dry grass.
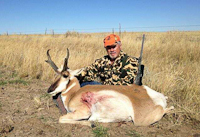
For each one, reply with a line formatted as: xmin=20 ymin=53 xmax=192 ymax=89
xmin=0 ymin=31 xmax=199 ymax=124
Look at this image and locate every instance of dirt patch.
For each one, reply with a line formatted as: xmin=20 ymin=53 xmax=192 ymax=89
xmin=0 ymin=66 xmax=199 ymax=137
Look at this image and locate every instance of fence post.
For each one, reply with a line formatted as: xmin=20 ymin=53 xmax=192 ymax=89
xmin=45 ymin=28 xmax=47 ymax=35
xmin=119 ymin=23 xmax=121 ymax=37
xmin=52 ymin=29 xmax=54 ymax=36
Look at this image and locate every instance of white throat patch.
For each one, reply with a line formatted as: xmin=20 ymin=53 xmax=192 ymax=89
xmin=50 ymin=78 xmax=69 ymax=96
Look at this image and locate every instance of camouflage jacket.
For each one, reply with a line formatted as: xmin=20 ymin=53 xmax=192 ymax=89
xmin=80 ymin=51 xmax=139 ymax=86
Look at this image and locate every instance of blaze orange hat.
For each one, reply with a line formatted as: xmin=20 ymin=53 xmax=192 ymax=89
xmin=103 ymin=34 xmax=121 ymax=47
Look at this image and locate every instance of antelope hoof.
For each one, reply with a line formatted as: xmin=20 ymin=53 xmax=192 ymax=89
xmin=59 ymin=116 xmax=66 ymax=123
xmin=165 ymin=106 xmax=174 ymax=113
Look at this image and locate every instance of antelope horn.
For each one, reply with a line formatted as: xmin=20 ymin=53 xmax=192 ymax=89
xmin=62 ymin=48 xmax=70 ymax=72
xmin=45 ymin=49 xmax=59 ymax=73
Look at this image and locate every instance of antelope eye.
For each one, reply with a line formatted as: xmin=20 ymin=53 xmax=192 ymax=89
xmin=63 ymin=74 xmax=68 ymax=78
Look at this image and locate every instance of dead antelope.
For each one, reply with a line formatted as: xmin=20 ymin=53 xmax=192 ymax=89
xmin=46 ymin=49 xmax=174 ymax=127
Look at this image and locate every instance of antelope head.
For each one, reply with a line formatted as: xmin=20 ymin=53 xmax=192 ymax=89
xmin=45 ymin=49 xmax=83 ymax=96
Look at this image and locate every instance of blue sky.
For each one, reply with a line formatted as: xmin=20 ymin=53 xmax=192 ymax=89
xmin=0 ymin=0 xmax=200 ymax=34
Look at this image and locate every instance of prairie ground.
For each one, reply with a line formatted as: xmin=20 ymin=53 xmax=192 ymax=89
xmin=0 ymin=66 xmax=200 ymax=137
xmin=0 ymin=32 xmax=200 ymax=136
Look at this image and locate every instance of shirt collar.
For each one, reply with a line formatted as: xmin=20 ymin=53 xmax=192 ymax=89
xmin=114 ymin=50 xmax=126 ymax=64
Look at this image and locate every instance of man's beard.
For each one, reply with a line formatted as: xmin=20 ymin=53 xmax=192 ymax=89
xmin=109 ymin=52 xmax=117 ymax=60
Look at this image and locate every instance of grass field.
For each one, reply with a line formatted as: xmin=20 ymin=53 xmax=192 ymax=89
xmin=0 ymin=31 xmax=199 ymax=125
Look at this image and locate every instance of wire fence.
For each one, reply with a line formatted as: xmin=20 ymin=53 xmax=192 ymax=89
xmin=1 ymin=25 xmax=200 ymax=36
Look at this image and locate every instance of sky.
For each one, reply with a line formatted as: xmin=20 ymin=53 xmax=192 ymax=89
xmin=0 ymin=0 xmax=200 ymax=34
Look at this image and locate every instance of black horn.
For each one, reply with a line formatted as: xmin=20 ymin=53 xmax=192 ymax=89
xmin=45 ymin=49 xmax=59 ymax=73
xmin=62 ymin=48 xmax=70 ymax=72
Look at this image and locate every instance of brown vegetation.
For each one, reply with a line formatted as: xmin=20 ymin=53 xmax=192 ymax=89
xmin=0 ymin=31 xmax=200 ymax=126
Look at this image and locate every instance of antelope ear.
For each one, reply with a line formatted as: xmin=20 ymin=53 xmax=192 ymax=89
xmin=71 ymin=68 xmax=85 ymax=76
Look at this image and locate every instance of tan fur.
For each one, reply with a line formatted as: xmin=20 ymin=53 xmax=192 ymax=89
xmin=48 ymin=69 xmax=174 ymax=127
xmin=58 ymin=82 xmax=173 ymax=126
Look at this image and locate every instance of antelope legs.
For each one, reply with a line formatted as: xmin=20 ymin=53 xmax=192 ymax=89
xmin=59 ymin=105 xmax=92 ymax=127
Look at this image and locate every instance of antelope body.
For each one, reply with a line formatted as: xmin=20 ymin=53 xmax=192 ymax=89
xmin=46 ymin=49 xmax=174 ymax=127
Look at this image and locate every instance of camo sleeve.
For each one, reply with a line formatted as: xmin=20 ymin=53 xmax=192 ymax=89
xmin=80 ymin=59 xmax=102 ymax=82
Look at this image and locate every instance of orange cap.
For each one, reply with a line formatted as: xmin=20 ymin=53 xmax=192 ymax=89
xmin=103 ymin=34 xmax=121 ymax=47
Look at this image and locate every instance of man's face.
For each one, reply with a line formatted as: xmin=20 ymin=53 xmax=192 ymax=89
xmin=105 ymin=44 xmax=121 ymax=60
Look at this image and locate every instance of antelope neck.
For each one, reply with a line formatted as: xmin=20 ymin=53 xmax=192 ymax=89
xmin=61 ymin=77 xmax=80 ymax=95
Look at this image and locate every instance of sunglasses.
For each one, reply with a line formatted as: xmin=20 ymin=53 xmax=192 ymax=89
xmin=105 ymin=45 xmax=117 ymax=50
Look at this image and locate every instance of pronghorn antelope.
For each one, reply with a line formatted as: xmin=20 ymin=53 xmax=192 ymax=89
xmin=46 ymin=49 xmax=174 ymax=127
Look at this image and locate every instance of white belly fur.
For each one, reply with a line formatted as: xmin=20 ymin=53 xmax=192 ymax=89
xmin=143 ymin=85 xmax=167 ymax=109
xmin=88 ymin=90 xmax=134 ymax=123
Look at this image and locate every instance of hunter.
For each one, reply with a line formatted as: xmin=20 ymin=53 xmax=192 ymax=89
xmin=79 ymin=34 xmax=139 ymax=87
